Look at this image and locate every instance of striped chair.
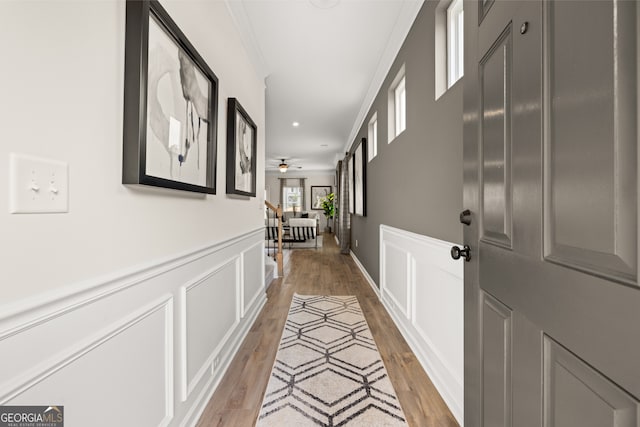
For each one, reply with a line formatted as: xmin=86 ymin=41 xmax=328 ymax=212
xmin=285 ymin=218 xmax=318 ymax=249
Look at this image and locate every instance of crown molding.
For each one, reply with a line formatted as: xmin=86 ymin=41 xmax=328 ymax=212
xmin=342 ymin=0 xmax=424 ymax=155
xmin=224 ymin=0 xmax=270 ymax=81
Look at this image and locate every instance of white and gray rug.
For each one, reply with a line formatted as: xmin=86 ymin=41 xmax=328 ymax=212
xmin=256 ymin=294 xmax=408 ymax=427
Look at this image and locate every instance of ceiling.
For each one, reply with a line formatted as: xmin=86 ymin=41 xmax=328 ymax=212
xmin=226 ymin=0 xmax=424 ymax=173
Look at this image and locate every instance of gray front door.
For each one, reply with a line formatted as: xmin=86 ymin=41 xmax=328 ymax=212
xmin=463 ymin=1 xmax=640 ymax=426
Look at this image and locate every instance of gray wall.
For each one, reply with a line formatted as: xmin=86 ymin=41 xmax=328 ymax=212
xmin=349 ymin=1 xmax=463 ymax=285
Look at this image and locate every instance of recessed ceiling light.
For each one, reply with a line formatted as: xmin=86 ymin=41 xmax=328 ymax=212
xmin=310 ymin=0 xmax=340 ymax=9
xmin=292 ymin=122 xmax=300 ymax=127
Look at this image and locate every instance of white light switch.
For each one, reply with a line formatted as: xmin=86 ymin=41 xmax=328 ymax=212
xmin=9 ymin=153 xmax=69 ymax=214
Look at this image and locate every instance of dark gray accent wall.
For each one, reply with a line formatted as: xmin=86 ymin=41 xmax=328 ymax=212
xmin=349 ymin=1 xmax=463 ymax=286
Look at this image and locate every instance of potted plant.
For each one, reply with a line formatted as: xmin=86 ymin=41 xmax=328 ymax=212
xmin=320 ymin=193 xmax=335 ymax=233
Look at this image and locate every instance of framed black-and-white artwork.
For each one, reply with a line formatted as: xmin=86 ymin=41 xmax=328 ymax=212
xmin=226 ymin=98 xmax=257 ymax=197
xmin=311 ymin=186 xmax=331 ymax=210
xmin=348 ymin=155 xmax=355 ymax=214
xmin=354 ymin=137 xmax=367 ymax=216
xmin=122 ymin=0 xmax=218 ymax=194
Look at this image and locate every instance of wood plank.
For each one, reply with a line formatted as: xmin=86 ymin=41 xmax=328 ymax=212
xmin=196 ymin=235 xmax=459 ymax=427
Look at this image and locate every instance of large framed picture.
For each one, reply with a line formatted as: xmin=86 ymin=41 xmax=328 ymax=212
xmin=311 ymin=186 xmax=332 ymax=210
xmin=348 ymin=155 xmax=355 ymax=214
xmin=354 ymin=137 xmax=367 ymax=216
xmin=226 ymin=98 xmax=257 ymax=197
xmin=122 ymin=0 xmax=218 ymax=194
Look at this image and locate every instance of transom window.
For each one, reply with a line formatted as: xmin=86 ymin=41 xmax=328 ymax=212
xmin=388 ymin=65 xmax=406 ymax=142
xmin=394 ymin=77 xmax=406 ymax=136
xmin=447 ymin=0 xmax=464 ymax=87
xmin=368 ymin=113 xmax=378 ymax=161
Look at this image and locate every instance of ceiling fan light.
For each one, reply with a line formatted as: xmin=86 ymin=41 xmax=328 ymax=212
xmin=279 ymin=163 xmax=288 ymax=173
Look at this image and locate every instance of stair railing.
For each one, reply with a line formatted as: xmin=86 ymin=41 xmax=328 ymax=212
xmin=265 ymin=200 xmax=283 ymax=276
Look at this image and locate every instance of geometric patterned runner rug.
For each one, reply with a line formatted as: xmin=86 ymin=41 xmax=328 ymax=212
xmin=256 ymin=294 xmax=408 ymax=426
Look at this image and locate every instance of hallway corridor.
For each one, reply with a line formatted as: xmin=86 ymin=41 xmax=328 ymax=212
xmin=196 ymin=236 xmax=459 ymax=427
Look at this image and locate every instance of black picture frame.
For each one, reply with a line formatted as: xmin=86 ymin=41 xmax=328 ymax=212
xmin=226 ymin=98 xmax=258 ymax=197
xmin=353 ymin=137 xmax=367 ymax=216
xmin=311 ymin=186 xmax=332 ymax=210
xmin=348 ymin=154 xmax=355 ymax=215
xmin=122 ymin=0 xmax=219 ymax=194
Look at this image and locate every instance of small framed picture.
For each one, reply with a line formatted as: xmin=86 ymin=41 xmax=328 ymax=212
xmin=226 ymin=98 xmax=257 ymax=197
xmin=311 ymin=186 xmax=332 ymax=210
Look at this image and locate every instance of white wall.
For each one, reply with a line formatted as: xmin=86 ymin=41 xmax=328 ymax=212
xmin=265 ymin=171 xmax=335 ymax=231
xmin=0 ymin=1 xmax=266 ymax=425
xmin=0 ymin=0 xmax=265 ymax=304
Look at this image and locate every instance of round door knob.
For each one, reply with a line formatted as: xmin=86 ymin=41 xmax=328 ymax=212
xmin=451 ymin=245 xmax=471 ymax=262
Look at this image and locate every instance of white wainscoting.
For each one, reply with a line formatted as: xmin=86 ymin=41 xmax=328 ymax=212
xmin=0 ymin=228 xmax=266 ymax=427
xmin=378 ymin=225 xmax=463 ymax=424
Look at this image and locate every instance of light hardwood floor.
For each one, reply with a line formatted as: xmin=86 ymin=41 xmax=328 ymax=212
xmin=196 ymin=234 xmax=459 ymax=427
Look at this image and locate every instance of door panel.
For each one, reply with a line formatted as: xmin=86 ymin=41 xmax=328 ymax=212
xmin=464 ymin=0 xmax=640 ymax=425
xmin=482 ymin=292 xmax=512 ymax=427
xmin=544 ymin=0 xmax=637 ymax=284
xmin=512 ymin=312 xmax=543 ymax=427
xmin=481 ymin=242 xmax=640 ymax=398
xmin=480 ymin=24 xmax=513 ymax=249
xmin=544 ymin=336 xmax=639 ymax=427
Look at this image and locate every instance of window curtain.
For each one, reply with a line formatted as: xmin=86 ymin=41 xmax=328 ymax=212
xmin=279 ymin=177 xmax=306 ymax=216
xmin=337 ymin=156 xmax=351 ymax=254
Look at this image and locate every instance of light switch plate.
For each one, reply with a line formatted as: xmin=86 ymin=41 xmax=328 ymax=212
xmin=9 ymin=153 xmax=69 ymax=214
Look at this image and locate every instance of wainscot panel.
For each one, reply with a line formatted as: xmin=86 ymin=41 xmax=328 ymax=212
xmin=181 ymin=257 xmax=240 ymax=401
xmin=242 ymin=241 xmax=265 ymax=318
xmin=378 ymin=224 xmax=463 ymax=424
xmin=0 ymin=228 xmax=266 ymax=427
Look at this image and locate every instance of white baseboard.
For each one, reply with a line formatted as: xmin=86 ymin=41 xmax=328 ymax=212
xmin=0 ymin=228 xmax=267 ymax=427
xmin=350 ymin=250 xmax=380 ymax=298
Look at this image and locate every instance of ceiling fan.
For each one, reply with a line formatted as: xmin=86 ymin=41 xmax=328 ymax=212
xmin=269 ymin=158 xmax=301 ymax=173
